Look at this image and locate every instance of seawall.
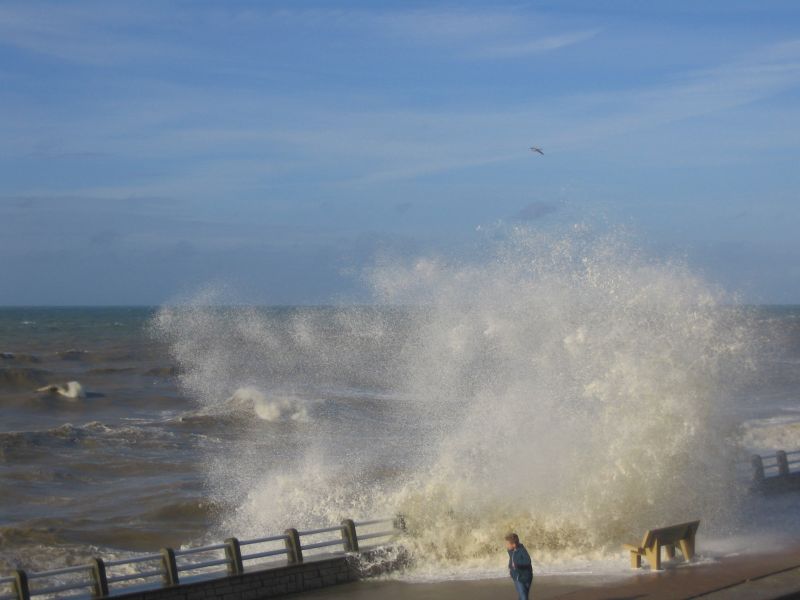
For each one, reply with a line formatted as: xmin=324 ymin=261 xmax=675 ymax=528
xmin=110 ymin=549 xmax=402 ymax=600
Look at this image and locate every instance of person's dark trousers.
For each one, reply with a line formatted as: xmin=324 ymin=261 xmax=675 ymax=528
xmin=514 ymin=578 xmax=531 ymax=600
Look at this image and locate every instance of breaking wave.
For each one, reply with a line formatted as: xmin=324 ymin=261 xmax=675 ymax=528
xmin=153 ymin=226 xmax=755 ymax=575
xmin=226 ymin=387 xmax=310 ymax=422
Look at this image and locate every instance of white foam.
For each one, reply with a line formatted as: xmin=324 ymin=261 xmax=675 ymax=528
xmin=227 ymin=386 xmax=310 ymax=422
xmin=740 ymin=414 xmax=800 ymax=453
xmin=36 ymin=381 xmax=86 ymax=399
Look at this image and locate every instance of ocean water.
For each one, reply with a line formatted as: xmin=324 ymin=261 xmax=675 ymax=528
xmin=2 ymin=230 xmax=800 ymax=581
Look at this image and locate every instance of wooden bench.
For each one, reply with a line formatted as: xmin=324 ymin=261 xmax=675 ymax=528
xmin=623 ymin=520 xmax=700 ymax=571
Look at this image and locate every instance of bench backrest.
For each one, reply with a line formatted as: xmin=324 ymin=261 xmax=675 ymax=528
xmin=641 ymin=520 xmax=700 ymax=548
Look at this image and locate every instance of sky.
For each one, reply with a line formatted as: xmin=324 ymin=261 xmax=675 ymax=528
xmin=1 ymin=0 xmax=799 ymax=305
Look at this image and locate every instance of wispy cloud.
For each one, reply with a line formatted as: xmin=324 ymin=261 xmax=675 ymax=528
xmin=474 ymin=29 xmax=599 ymax=59
xmin=0 ymin=2 xmax=175 ymax=65
xmin=3 ymin=3 xmax=800 ymax=193
xmin=269 ymin=6 xmax=598 ymax=61
xmin=6 ymin=36 xmax=800 ymax=196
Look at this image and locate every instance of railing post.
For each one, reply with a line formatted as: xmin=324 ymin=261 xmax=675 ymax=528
xmin=394 ymin=514 xmax=407 ymax=532
xmin=13 ymin=570 xmax=29 ymax=600
xmin=284 ymin=529 xmax=303 ymax=565
xmin=751 ymin=454 xmax=765 ymax=483
xmin=90 ymin=558 xmax=109 ymax=598
xmin=341 ymin=519 xmax=359 ymax=553
xmin=160 ymin=548 xmax=179 ymax=587
xmin=224 ymin=537 xmax=244 ymax=576
xmin=777 ymin=450 xmax=790 ymax=476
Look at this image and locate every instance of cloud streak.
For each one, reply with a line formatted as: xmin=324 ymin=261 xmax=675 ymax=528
xmin=474 ymin=29 xmax=600 ymax=59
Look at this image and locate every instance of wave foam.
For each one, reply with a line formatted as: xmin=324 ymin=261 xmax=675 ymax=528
xmin=227 ymin=386 xmax=310 ymax=422
xmin=37 ymin=381 xmax=86 ymax=399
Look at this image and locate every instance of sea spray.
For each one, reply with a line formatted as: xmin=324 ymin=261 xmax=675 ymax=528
xmin=152 ymin=226 xmax=754 ymax=574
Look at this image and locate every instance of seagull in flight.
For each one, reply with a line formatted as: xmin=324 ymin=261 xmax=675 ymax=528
xmin=530 ymin=146 xmax=544 ymax=155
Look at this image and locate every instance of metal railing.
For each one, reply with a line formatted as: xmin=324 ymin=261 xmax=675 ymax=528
xmin=3 ymin=516 xmax=404 ymax=600
xmin=751 ymin=449 xmax=800 ymax=481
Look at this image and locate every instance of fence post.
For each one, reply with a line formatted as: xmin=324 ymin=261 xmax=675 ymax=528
xmin=13 ymin=570 xmax=29 ymax=600
xmin=284 ymin=529 xmax=303 ymax=565
xmin=160 ymin=548 xmax=179 ymax=587
xmin=751 ymin=455 xmax=765 ymax=483
xmin=341 ymin=519 xmax=359 ymax=553
xmin=777 ymin=450 xmax=790 ymax=476
xmin=224 ymin=537 xmax=244 ymax=576
xmin=90 ymin=558 xmax=109 ymax=598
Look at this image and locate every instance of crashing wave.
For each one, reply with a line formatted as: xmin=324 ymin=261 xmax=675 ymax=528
xmin=154 ymin=226 xmax=754 ymax=571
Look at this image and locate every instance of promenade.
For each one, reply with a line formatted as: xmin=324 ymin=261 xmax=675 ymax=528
xmin=298 ymin=548 xmax=800 ymax=600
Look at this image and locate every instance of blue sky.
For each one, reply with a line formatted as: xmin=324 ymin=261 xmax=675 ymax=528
xmin=1 ymin=0 xmax=799 ymax=305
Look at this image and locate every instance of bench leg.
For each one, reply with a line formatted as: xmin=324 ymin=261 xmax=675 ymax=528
xmin=645 ymin=543 xmax=661 ymax=571
xmin=665 ymin=544 xmax=675 ymax=559
xmin=679 ymin=537 xmax=695 ymax=561
xmin=630 ymin=551 xmax=642 ymax=569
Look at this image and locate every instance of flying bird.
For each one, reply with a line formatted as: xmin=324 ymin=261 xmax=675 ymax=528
xmin=530 ymin=146 xmax=544 ymax=155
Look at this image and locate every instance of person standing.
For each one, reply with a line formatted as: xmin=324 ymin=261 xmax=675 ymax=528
xmin=505 ymin=533 xmax=533 ymax=599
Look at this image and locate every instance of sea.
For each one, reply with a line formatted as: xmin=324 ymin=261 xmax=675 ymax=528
xmin=2 ymin=232 xmax=800 ymax=582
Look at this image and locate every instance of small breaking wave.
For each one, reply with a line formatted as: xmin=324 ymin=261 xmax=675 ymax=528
xmin=227 ymin=386 xmax=310 ymax=422
xmin=180 ymin=386 xmax=313 ymax=423
xmin=56 ymin=349 xmax=90 ymax=361
xmin=37 ymin=381 xmax=86 ymax=399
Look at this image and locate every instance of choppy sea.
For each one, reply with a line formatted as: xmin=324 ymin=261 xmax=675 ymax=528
xmin=2 ymin=298 xmax=799 ymax=579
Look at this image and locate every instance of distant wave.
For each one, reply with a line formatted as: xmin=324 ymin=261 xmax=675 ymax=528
xmin=56 ymin=349 xmax=91 ymax=361
xmin=0 ymin=367 xmax=51 ymax=388
xmin=0 ymin=422 xmax=180 ymax=460
xmin=1 ymin=352 xmax=42 ymax=364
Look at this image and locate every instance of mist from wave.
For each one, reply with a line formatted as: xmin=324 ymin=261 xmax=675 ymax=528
xmin=153 ymin=226 xmax=767 ymax=578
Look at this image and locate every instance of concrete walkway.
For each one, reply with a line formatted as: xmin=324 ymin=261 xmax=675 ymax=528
xmin=295 ymin=549 xmax=800 ymax=600
xmin=697 ymin=566 xmax=800 ymax=599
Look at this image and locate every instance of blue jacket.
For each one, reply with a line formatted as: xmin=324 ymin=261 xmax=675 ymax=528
xmin=508 ymin=544 xmax=533 ymax=584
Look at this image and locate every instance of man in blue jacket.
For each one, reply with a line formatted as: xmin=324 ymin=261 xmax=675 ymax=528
xmin=505 ymin=533 xmax=533 ymax=599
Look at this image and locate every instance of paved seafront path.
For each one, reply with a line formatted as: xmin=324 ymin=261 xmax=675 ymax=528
xmin=299 ymin=548 xmax=800 ymax=599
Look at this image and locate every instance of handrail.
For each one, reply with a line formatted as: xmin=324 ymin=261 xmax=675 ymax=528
xmin=241 ymin=548 xmax=287 ymax=560
xmin=301 ymin=539 xmax=345 ymax=551
xmin=27 ymin=565 xmax=92 ymax=579
xmin=176 ymin=558 xmax=230 ymax=572
xmin=2 ymin=515 xmax=404 ymax=600
xmin=106 ymin=570 xmax=163 ymax=584
xmin=239 ymin=534 xmax=288 ymax=545
xmin=29 ymin=581 xmax=91 ymax=595
xmin=105 ymin=554 xmax=162 ymax=567
xmin=752 ymin=449 xmax=800 ymax=484
xmin=174 ymin=543 xmax=227 ymax=556
xmin=297 ymin=525 xmax=343 ymax=536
